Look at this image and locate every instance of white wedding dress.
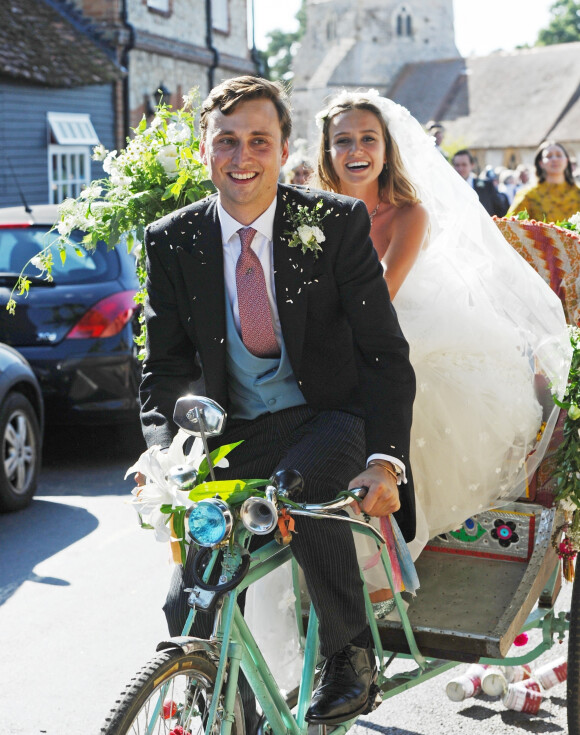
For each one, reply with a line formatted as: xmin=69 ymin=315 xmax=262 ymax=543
xmin=394 ymin=243 xmax=543 ymax=537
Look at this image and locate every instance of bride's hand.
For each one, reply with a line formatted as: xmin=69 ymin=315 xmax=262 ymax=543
xmin=348 ymin=465 xmax=400 ymax=517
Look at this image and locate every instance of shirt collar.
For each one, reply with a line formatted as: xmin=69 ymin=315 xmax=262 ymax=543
xmin=217 ymin=196 xmax=278 ymax=244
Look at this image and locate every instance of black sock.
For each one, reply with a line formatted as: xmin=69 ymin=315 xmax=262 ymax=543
xmin=350 ymin=626 xmax=371 ymax=648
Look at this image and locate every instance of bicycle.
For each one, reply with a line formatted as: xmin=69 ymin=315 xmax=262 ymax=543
xmin=101 ymin=394 xmax=577 ymax=735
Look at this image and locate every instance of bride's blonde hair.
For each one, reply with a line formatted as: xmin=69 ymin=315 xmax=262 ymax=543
xmin=314 ymin=93 xmax=419 ymax=207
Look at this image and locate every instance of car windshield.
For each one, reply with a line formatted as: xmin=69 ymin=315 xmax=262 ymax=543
xmin=0 ymin=226 xmax=120 ymax=284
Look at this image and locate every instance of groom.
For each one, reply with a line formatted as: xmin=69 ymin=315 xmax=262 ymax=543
xmin=140 ymin=75 xmax=416 ymax=728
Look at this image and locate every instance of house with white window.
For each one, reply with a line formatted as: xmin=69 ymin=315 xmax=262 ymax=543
xmin=0 ymin=0 xmax=123 ymax=207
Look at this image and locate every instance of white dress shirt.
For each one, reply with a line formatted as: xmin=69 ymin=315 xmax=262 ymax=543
xmin=217 ymin=197 xmax=406 ymax=484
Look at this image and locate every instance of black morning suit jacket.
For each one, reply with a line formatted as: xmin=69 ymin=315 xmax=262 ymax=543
xmin=473 ymin=178 xmax=509 ymax=217
xmin=140 ymin=183 xmax=417 ymax=541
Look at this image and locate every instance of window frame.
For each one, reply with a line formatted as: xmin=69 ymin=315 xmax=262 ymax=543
xmin=211 ymin=0 xmax=230 ymax=35
xmin=48 ymin=145 xmax=92 ymax=204
xmin=145 ymin=0 xmax=172 ymax=17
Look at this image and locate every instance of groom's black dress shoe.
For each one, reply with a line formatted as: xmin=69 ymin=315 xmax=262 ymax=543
xmin=305 ymin=642 xmax=377 ymax=725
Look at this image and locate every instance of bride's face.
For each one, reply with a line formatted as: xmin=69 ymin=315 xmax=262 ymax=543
xmin=328 ymin=109 xmax=387 ymax=190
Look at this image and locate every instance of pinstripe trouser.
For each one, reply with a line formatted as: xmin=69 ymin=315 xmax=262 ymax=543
xmin=162 ymin=406 xmax=367 ymax=731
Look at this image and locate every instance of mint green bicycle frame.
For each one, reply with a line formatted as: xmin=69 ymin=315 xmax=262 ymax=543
xmin=175 ymin=519 xmax=568 ymax=735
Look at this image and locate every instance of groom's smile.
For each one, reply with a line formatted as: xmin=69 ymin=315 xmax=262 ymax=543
xmin=201 ymin=98 xmax=289 ymax=225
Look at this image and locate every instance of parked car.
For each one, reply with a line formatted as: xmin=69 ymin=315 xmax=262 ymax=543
xmin=0 ymin=205 xmax=141 ymax=425
xmin=0 ymin=342 xmax=43 ymax=511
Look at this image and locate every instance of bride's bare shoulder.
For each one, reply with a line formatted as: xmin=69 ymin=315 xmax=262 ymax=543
xmin=391 ymin=201 xmax=429 ymax=233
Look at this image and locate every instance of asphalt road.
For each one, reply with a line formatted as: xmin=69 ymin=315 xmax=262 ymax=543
xmin=0 ymin=421 xmax=572 ymax=734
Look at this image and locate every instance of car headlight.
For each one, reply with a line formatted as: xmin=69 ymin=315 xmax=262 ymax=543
xmin=185 ymin=498 xmax=233 ymax=547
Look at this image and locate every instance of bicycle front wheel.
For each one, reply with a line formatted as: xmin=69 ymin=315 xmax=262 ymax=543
xmin=100 ymin=648 xmax=244 ymax=735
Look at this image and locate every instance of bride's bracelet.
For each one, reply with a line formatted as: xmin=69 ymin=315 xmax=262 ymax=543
xmin=367 ymin=459 xmax=399 ymax=482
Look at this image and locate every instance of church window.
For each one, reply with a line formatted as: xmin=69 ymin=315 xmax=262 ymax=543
xmin=395 ymin=5 xmax=413 ymax=37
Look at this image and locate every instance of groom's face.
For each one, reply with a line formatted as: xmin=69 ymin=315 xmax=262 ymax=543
xmin=201 ymin=98 xmax=289 ymax=225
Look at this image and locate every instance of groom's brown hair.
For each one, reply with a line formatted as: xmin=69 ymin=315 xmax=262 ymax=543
xmin=200 ymin=75 xmax=292 ymax=144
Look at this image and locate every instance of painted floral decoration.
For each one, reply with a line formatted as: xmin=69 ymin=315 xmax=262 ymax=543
xmin=491 ymin=519 xmax=519 ymax=548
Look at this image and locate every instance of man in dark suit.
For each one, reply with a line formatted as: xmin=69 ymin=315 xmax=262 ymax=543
xmin=452 ymin=149 xmax=509 ymax=216
xmin=140 ymin=76 xmax=416 ymax=728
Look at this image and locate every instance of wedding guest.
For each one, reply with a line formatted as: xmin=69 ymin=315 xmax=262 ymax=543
xmin=286 ymin=158 xmax=312 ymax=185
xmin=452 ymin=149 xmax=509 ymax=216
xmin=426 ymin=120 xmax=446 ymax=158
xmin=516 ymin=163 xmax=531 ymax=189
xmin=498 ymin=169 xmax=518 ymax=205
xmin=508 ymin=140 xmax=580 ymax=222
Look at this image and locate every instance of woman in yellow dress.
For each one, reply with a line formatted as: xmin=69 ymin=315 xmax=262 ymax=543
xmin=508 ymin=140 xmax=580 ymax=222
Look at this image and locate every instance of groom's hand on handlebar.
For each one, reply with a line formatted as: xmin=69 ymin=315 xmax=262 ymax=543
xmin=348 ymin=465 xmax=400 ymax=517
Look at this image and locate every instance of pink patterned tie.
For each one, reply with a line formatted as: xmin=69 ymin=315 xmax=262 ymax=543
xmin=235 ymin=227 xmax=280 ymax=358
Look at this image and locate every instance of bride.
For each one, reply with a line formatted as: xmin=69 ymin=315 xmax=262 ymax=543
xmin=245 ymin=90 xmax=571 ymax=681
xmin=313 ymin=90 xmax=570 ymax=541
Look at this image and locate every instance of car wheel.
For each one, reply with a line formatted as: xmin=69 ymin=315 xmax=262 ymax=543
xmin=0 ymin=392 xmax=41 ymax=512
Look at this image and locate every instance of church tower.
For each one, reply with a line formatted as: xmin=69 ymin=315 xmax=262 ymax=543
xmin=291 ymin=0 xmax=459 ymax=144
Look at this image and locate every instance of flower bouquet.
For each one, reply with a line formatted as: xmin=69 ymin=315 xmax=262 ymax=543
xmin=127 ymin=431 xmax=268 ymax=565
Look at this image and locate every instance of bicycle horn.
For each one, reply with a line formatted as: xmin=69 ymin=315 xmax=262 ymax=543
xmin=240 ymin=486 xmax=278 ymax=535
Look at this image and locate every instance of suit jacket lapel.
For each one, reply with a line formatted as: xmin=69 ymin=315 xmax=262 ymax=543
xmin=273 ymin=186 xmax=314 ymax=374
xmin=175 ymin=199 xmax=228 ymax=393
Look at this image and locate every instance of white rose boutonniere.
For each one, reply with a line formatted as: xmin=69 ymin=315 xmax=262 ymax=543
xmin=285 ymin=200 xmax=329 ymax=259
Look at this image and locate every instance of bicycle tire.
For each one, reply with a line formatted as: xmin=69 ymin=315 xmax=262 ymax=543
xmin=100 ymin=648 xmax=244 ymax=735
xmin=568 ymin=571 xmax=580 ymax=734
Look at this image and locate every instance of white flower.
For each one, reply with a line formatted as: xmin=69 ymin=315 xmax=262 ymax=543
xmin=92 ymin=144 xmax=107 ymax=161
xmin=157 ymin=144 xmax=179 ymax=175
xmin=80 ymin=184 xmax=103 ymax=199
xmin=166 ymin=122 xmax=191 ymax=144
xmin=110 ymin=172 xmax=132 ymax=188
xmin=311 ymin=225 xmax=325 ymax=243
xmin=125 ymin=431 xmax=232 ymax=544
xmin=297 ymin=224 xmax=315 ymax=245
xmin=30 ymin=256 xmax=45 ymax=273
xmin=150 ymin=116 xmax=163 ymax=129
xmin=569 ymin=212 xmax=580 ymax=228
xmin=102 ymin=150 xmax=118 ymax=174
xmin=57 ymin=216 xmax=76 ymax=237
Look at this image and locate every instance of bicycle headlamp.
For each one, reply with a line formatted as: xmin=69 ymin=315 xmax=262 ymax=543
xmin=186 ymin=498 xmax=233 ymax=547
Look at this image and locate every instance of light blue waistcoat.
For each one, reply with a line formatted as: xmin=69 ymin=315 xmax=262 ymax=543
xmin=224 ymin=296 xmax=306 ymax=420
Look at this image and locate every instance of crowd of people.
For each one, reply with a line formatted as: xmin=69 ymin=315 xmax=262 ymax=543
xmin=284 ymin=117 xmax=580 ymax=224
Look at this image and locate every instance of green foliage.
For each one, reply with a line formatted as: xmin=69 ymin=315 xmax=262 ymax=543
xmin=537 ymin=0 xmax=580 ymax=46
xmin=261 ymin=0 xmax=306 ymax=81
xmin=552 ymin=326 xmax=580 ymax=508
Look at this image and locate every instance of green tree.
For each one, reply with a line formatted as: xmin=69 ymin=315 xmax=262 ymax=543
xmin=258 ymin=0 xmax=306 ymax=81
xmin=537 ymin=0 xmax=580 ymax=45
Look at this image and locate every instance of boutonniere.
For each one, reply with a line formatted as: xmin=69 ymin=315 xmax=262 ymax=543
xmin=285 ymin=199 xmax=328 ymax=259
